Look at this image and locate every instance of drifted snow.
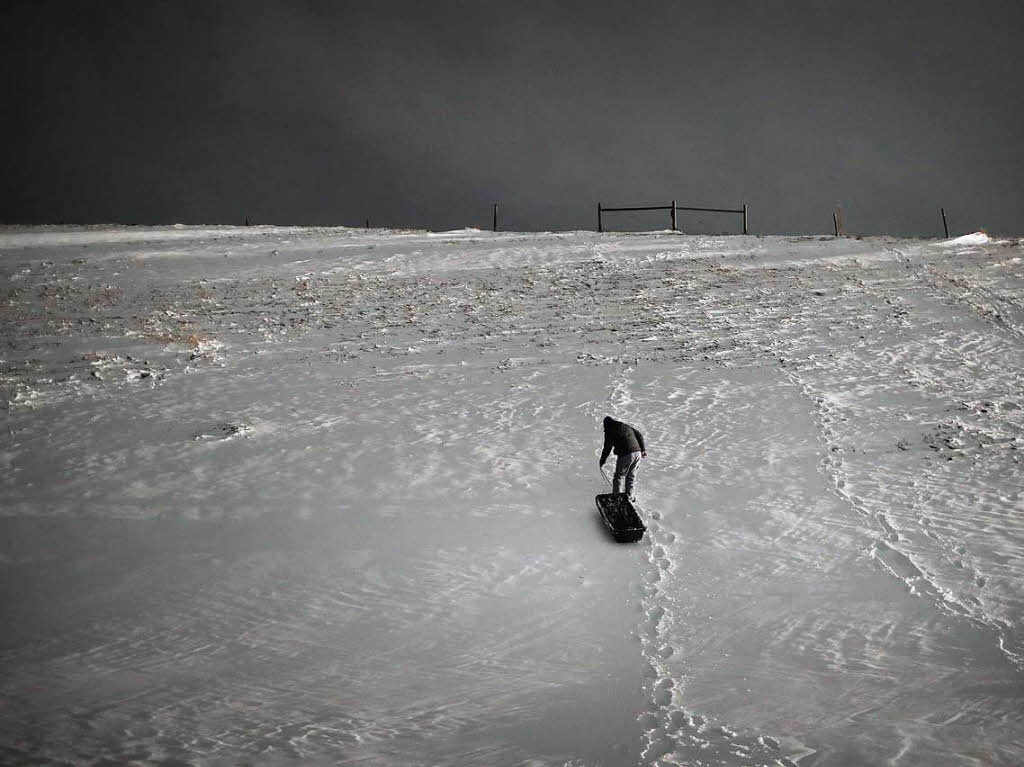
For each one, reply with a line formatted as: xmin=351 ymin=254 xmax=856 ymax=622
xmin=1 ymin=226 xmax=1023 ymax=766
xmin=940 ymin=231 xmax=992 ymax=247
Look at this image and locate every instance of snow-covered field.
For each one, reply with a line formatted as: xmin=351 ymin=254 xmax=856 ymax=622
xmin=1 ymin=225 xmax=1022 ymax=766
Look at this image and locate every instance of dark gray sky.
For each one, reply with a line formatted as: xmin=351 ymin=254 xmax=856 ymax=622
xmin=3 ymin=0 xmax=1022 ymax=235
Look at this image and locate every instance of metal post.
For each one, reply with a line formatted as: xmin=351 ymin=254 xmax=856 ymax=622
xmin=493 ymin=203 xmax=498 ymax=232
xmin=671 ymin=200 xmax=676 ymax=231
xmin=833 ymin=212 xmax=839 ymax=237
xmin=598 ymin=202 xmax=603 ymax=233
xmin=743 ymin=204 xmax=748 ymax=235
xmin=941 ymin=207 xmax=949 ymax=238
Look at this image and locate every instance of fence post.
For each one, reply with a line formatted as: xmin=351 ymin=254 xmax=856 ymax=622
xmin=493 ymin=203 xmax=498 ymax=232
xmin=833 ymin=212 xmax=839 ymax=237
xmin=834 ymin=204 xmax=847 ymax=237
xmin=671 ymin=200 xmax=677 ymax=231
xmin=743 ymin=204 xmax=748 ymax=235
xmin=598 ymin=202 xmax=603 ymax=233
xmin=365 ymin=218 xmax=370 ymax=229
xmin=941 ymin=207 xmax=949 ymax=238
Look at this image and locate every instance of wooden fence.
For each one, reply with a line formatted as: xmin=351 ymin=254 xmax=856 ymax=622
xmin=598 ymin=200 xmax=748 ymax=235
xmin=832 ymin=207 xmax=953 ymax=238
xmin=357 ymin=203 xmax=958 ymax=238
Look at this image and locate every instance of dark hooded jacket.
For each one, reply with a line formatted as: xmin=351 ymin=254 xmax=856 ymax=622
xmin=600 ymin=417 xmax=646 ymax=465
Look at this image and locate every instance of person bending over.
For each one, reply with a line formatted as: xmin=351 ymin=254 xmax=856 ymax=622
xmin=599 ymin=416 xmax=647 ymax=500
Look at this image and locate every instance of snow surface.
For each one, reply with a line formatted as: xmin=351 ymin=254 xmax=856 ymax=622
xmin=1 ymin=226 xmax=1023 ymax=766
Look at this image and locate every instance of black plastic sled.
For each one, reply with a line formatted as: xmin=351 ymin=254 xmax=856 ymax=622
xmin=595 ymin=493 xmax=647 ymax=543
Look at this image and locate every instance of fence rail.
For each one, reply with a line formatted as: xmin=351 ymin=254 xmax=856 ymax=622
xmin=598 ymin=200 xmax=748 ymax=234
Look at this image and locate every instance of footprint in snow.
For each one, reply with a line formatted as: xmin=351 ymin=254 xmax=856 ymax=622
xmin=193 ymin=423 xmax=254 ymax=441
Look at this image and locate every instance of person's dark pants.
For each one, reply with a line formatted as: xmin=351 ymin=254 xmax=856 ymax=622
xmin=613 ymin=451 xmax=642 ymax=498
